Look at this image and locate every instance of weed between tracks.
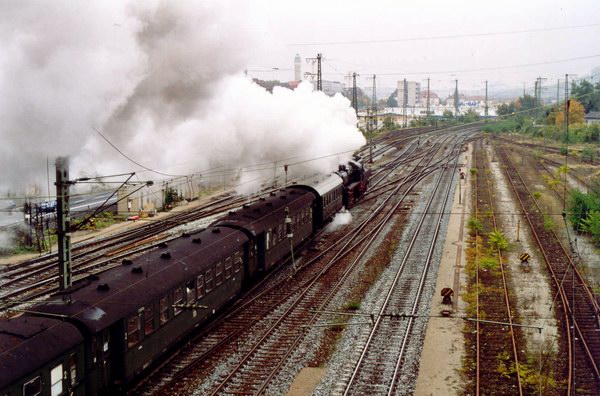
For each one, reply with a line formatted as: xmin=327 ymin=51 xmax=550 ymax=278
xmin=462 ymin=231 xmax=562 ymax=394
xmin=461 ymin=144 xmax=564 ymax=395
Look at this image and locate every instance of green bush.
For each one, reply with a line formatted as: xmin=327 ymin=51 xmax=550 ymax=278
xmin=543 ymin=215 xmax=555 ymax=231
xmin=488 ymin=230 xmax=509 ymax=251
xmin=568 ymin=189 xmax=600 ymax=233
xmin=581 ymin=145 xmax=597 ymax=163
xmin=480 ymin=256 xmax=499 ymax=270
xmin=468 ymin=217 xmax=483 ymax=235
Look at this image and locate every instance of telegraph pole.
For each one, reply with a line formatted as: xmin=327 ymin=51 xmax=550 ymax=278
xmin=565 ymin=74 xmax=570 ymax=137
xmin=305 ymin=53 xmax=323 ymax=91
xmin=353 ymin=72 xmax=358 ymax=116
xmin=536 ymin=78 xmax=539 ymax=109
xmin=484 ymin=80 xmax=489 ymax=120
xmin=345 ymin=72 xmax=359 ymax=116
xmin=369 ymin=75 xmax=377 ymax=163
xmin=365 ymin=75 xmax=377 ymax=163
xmin=55 ymin=157 xmax=72 ymax=291
xmin=426 ymin=78 xmax=431 ymax=121
xmin=317 ymin=53 xmax=322 ymax=91
xmin=556 ymin=78 xmax=560 ymax=108
xmin=403 ymin=78 xmax=408 ymax=127
xmin=453 ymin=80 xmax=459 ymax=116
xmin=535 ymin=77 xmax=547 ymax=119
xmin=371 ymin=74 xmax=377 ymax=118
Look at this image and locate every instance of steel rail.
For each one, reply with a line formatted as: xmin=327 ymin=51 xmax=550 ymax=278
xmin=475 ymin=140 xmax=523 ymax=395
xmin=341 ymin=138 xmax=466 ymax=395
xmin=499 ymin=145 xmax=600 ymax=383
xmin=209 ymin=137 xmax=458 ymax=395
xmin=141 ymin=135 xmax=453 ymax=395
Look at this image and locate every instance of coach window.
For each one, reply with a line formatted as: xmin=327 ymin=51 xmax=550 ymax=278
xmin=225 ymin=257 xmax=232 ymax=279
xmin=215 ymin=262 xmax=224 ymax=285
xmin=205 ymin=269 xmax=214 ymax=293
xmin=196 ymin=274 xmax=205 ymax=297
xmin=265 ymin=230 xmax=271 ymax=250
xmin=159 ymin=296 xmax=169 ymax=325
xmin=127 ymin=314 xmax=141 ymax=348
xmin=91 ymin=336 xmax=99 ymax=364
xmin=69 ymin=353 xmax=77 ymax=385
xmin=144 ymin=304 xmax=155 ymax=336
xmin=173 ymin=287 xmax=184 ymax=315
xmin=50 ymin=363 xmax=63 ymax=396
xmin=22 ymin=376 xmax=41 ymax=396
xmin=233 ymin=252 xmax=242 ymax=273
xmin=103 ymin=329 xmax=110 ymax=354
xmin=186 ymin=280 xmax=195 ymax=302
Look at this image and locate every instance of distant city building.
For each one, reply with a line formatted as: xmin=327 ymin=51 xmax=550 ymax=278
xmin=397 ymin=80 xmax=421 ymax=107
xmin=585 ymin=111 xmax=600 ymax=125
xmin=421 ymin=90 xmax=440 ymax=106
xmin=294 ymin=54 xmax=301 ymax=82
xmin=311 ymin=80 xmax=345 ymax=96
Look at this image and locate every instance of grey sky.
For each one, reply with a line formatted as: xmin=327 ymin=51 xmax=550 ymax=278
xmin=0 ymin=0 xmax=598 ymax=195
xmin=247 ymin=0 xmax=600 ymax=94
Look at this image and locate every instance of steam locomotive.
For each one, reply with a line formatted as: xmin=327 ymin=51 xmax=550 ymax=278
xmin=0 ymin=159 xmax=370 ymax=395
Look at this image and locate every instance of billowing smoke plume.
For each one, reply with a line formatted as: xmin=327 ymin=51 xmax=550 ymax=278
xmin=0 ymin=1 xmax=365 ymax=196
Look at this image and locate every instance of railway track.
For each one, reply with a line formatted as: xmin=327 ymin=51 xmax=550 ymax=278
xmin=496 ymin=144 xmax=600 ymax=394
xmin=502 ymin=144 xmax=592 ymax=204
xmin=469 ymin=140 xmax=523 ymax=395
xmin=135 ymin=129 xmax=474 ymax=394
xmin=0 ymin=192 xmax=268 ymax=313
xmin=340 ymin=136 xmax=460 ymax=395
xmin=132 ymin=129 xmax=476 ymax=394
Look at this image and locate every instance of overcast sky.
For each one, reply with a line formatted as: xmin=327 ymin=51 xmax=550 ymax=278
xmin=247 ymin=0 xmax=600 ymax=95
xmin=1 ymin=0 xmax=599 ymax=196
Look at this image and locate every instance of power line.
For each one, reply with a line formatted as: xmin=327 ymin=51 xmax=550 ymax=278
xmin=93 ymin=127 xmax=186 ymax=178
xmin=288 ymin=23 xmax=600 ymax=46
xmin=375 ymin=54 xmax=600 ymax=76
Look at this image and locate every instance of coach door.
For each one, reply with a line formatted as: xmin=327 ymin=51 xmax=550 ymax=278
xmin=256 ymin=232 xmax=266 ymax=272
xmin=92 ymin=329 xmax=112 ymax=389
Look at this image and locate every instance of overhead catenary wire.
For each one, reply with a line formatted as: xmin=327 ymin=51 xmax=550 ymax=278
xmin=93 ymin=127 xmax=186 ymax=178
xmin=288 ymin=23 xmax=600 ymax=46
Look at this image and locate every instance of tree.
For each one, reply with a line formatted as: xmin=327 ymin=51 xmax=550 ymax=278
xmin=443 ymin=109 xmax=454 ymax=118
xmin=571 ymin=80 xmax=600 ymax=113
xmin=496 ymin=102 xmax=516 ymax=116
xmin=382 ymin=115 xmax=397 ymax=130
xmin=387 ymin=90 xmax=398 ymax=107
xmin=554 ymin=99 xmax=585 ymax=125
xmin=460 ymin=108 xmax=481 ymax=123
xmin=516 ymin=94 xmax=536 ymax=114
xmin=342 ymin=86 xmax=368 ymax=109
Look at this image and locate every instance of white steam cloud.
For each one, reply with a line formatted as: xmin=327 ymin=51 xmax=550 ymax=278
xmin=0 ymin=1 xmax=365 ymax=196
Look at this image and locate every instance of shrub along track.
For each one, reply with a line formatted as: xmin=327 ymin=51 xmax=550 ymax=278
xmin=464 ymin=139 xmax=524 ymax=395
xmin=496 ymin=144 xmax=600 ymax=394
xmin=499 ymin=142 xmax=592 ymax=204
